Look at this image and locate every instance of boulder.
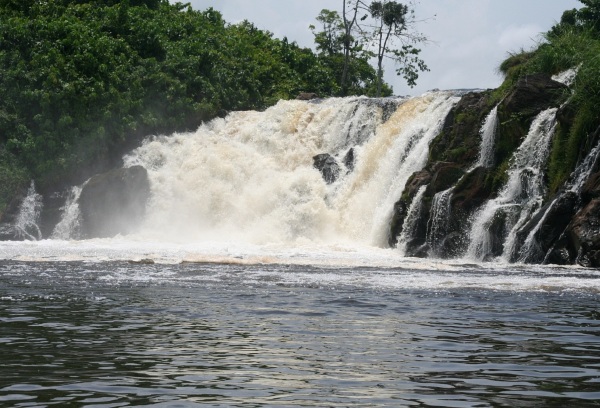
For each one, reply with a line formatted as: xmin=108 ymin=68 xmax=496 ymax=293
xmin=388 ymin=170 xmax=431 ymax=247
xmin=313 ymin=153 xmax=340 ymax=184
xmin=296 ymin=92 xmax=319 ymax=101
xmin=343 ymin=148 xmax=355 ymax=171
xmin=547 ymin=198 xmax=600 ymax=267
xmin=429 ymin=90 xmax=494 ymax=166
xmin=515 ymin=191 xmax=578 ymax=263
xmin=569 ymin=198 xmax=600 ymax=267
xmin=502 ymin=73 xmax=567 ymax=116
xmin=79 ymin=165 xmax=150 ymax=238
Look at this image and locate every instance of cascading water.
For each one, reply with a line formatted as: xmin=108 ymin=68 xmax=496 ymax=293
xmin=426 ymin=186 xmax=454 ymax=257
xmin=517 ymin=139 xmax=600 ymax=262
xmin=465 ymin=108 xmax=557 ymax=261
xmin=14 ymin=181 xmax=43 ymax=241
xmin=396 ymin=185 xmax=427 ymax=255
xmin=119 ymin=92 xmax=459 ymax=246
xmin=475 ymin=105 xmax=498 ymax=168
xmin=51 ymin=185 xmax=83 ymax=240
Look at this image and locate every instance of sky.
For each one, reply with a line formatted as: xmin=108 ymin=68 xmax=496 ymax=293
xmin=176 ymin=0 xmax=582 ymax=96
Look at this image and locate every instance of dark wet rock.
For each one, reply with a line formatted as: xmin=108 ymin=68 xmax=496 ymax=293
xmin=547 ymin=198 xmax=600 ymax=267
xmin=503 ymin=73 xmax=567 ymax=116
xmin=437 ymin=231 xmax=465 ymax=259
xmin=494 ymin=74 xmax=568 ymax=168
xmin=569 ymin=199 xmax=600 ymax=267
xmin=388 ymin=170 xmax=431 ymax=247
xmin=343 ymin=148 xmax=355 ymax=172
xmin=582 ymin=170 xmax=600 ymax=201
xmin=430 ymin=162 xmax=464 ymax=192
xmin=451 ymin=167 xmax=494 ymax=215
xmin=296 ymin=92 xmax=319 ymax=100
xmin=515 ymin=191 xmax=578 ymax=263
xmin=429 ymin=90 xmax=494 ymax=167
xmin=313 ymin=153 xmax=340 ymax=184
xmin=79 ymin=165 xmax=150 ymax=238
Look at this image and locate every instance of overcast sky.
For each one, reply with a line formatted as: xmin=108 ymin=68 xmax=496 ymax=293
xmin=177 ymin=0 xmax=582 ymax=96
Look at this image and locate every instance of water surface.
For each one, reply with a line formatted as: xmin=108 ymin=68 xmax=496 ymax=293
xmin=1 ymin=260 xmax=599 ymax=407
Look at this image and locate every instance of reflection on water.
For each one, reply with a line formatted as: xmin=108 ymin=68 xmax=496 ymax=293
xmin=1 ymin=261 xmax=599 ymax=407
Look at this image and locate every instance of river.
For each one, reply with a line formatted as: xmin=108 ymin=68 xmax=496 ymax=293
xmin=1 ymin=241 xmax=599 ymax=407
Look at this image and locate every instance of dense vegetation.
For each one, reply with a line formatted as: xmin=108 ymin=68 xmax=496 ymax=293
xmin=497 ymin=0 xmax=600 ymax=193
xmin=0 ymin=0 xmax=387 ymax=214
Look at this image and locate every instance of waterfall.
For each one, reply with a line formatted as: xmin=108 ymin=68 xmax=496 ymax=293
xmin=465 ymin=108 xmax=557 ymax=261
xmin=551 ymin=66 xmax=579 ymax=87
xmin=517 ymin=139 xmax=600 ymax=262
xmin=51 ymin=185 xmax=83 ymax=240
xmin=14 ymin=181 xmax=43 ymax=241
xmin=568 ymin=139 xmax=600 ymax=194
xmin=426 ymin=186 xmax=454 ymax=257
xmin=475 ymin=105 xmax=498 ymax=168
xmin=396 ymin=185 xmax=427 ymax=256
xmin=120 ymin=92 xmax=459 ymax=246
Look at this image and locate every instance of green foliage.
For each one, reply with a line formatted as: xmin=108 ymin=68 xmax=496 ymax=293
xmin=0 ymin=0 xmax=347 ymax=195
xmin=0 ymin=148 xmax=29 ymax=217
xmin=309 ymin=8 xmax=387 ymax=96
xmin=496 ymin=1 xmax=600 ymax=194
xmin=367 ymin=0 xmax=428 ymax=96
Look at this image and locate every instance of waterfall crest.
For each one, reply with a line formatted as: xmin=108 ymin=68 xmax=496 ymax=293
xmin=475 ymin=105 xmax=498 ymax=168
xmin=119 ymin=93 xmax=458 ymax=245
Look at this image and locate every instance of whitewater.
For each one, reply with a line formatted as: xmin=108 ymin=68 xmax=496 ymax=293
xmin=2 ymin=91 xmax=600 ymax=407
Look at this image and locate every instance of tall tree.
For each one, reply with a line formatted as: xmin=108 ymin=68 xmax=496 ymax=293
xmin=340 ymin=0 xmax=365 ymax=94
xmin=367 ymin=0 xmax=428 ymax=96
xmin=309 ymin=9 xmax=344 ymax=57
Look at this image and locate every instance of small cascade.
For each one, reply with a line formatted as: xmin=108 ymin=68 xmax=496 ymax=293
xmin=51 ymin=185 xmax=83 ymax=240
xmin=14 ymin=181 xmax=43 ymax=241
xmin=466 ymin=108 xmax=557 ymax=261
xmin=568 ymin=140 xmax=600 ymax=194
xmin=516 ymin=139 xmax=600 ymax=262
xmin=426 ymin=186 xmax=454 ymax=257
xmin=396 ymin=185 xmax=427 ymax=255
xmin=551 ymin=66 xmax=579 ymax=87
xmin=475 ymin=105 xmax=498 ymax=168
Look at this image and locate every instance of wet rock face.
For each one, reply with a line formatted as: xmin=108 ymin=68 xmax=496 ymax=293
xmin=296 ymin=92 xmax=319 ymax=101
xmin=515 ymin=191 xmax=579 ymax=264
xmin=429 ymin=91 xmax=493 ymax=166
xmin=546 ymin=198 xmax=600 ymax=267
xmin=503 ymin=73 xmax=567 ymax=116
xmin=569 ymin=199 xmax=600 ymax=267
xmin=313 ymin=153 xmax=340 ymax=184
xmin=79 ymin=165 xmax=150 ymax=238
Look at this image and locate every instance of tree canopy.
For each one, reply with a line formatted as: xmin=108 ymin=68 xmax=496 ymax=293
xmin=0 ymin=0 xmax=391 ymax=212
xmin=310 ymin=0 xmax=429 ymax=97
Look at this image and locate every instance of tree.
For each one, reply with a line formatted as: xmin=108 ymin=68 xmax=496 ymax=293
xmin=309 ymin=8 xmax=387 ymax=96
xmin=550 ymin=0 xmax=600 ymax=37
xmin=366 ymin=0 xmax=428 ymax=96
xmin=309 ymin=9 xmax=344 ymax=57
xmin=340 ymin=1 xmax=366 ymax=94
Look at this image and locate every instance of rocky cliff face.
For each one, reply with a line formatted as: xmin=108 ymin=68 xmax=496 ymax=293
xmin=389 ymin=73 xmax=600 ymax=267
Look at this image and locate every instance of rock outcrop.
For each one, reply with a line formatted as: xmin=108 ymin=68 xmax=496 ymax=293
xmin=313 ymin=153 xmax=341 ymax=184
xmin=389 ymin=73 xmax=576 ymax=261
